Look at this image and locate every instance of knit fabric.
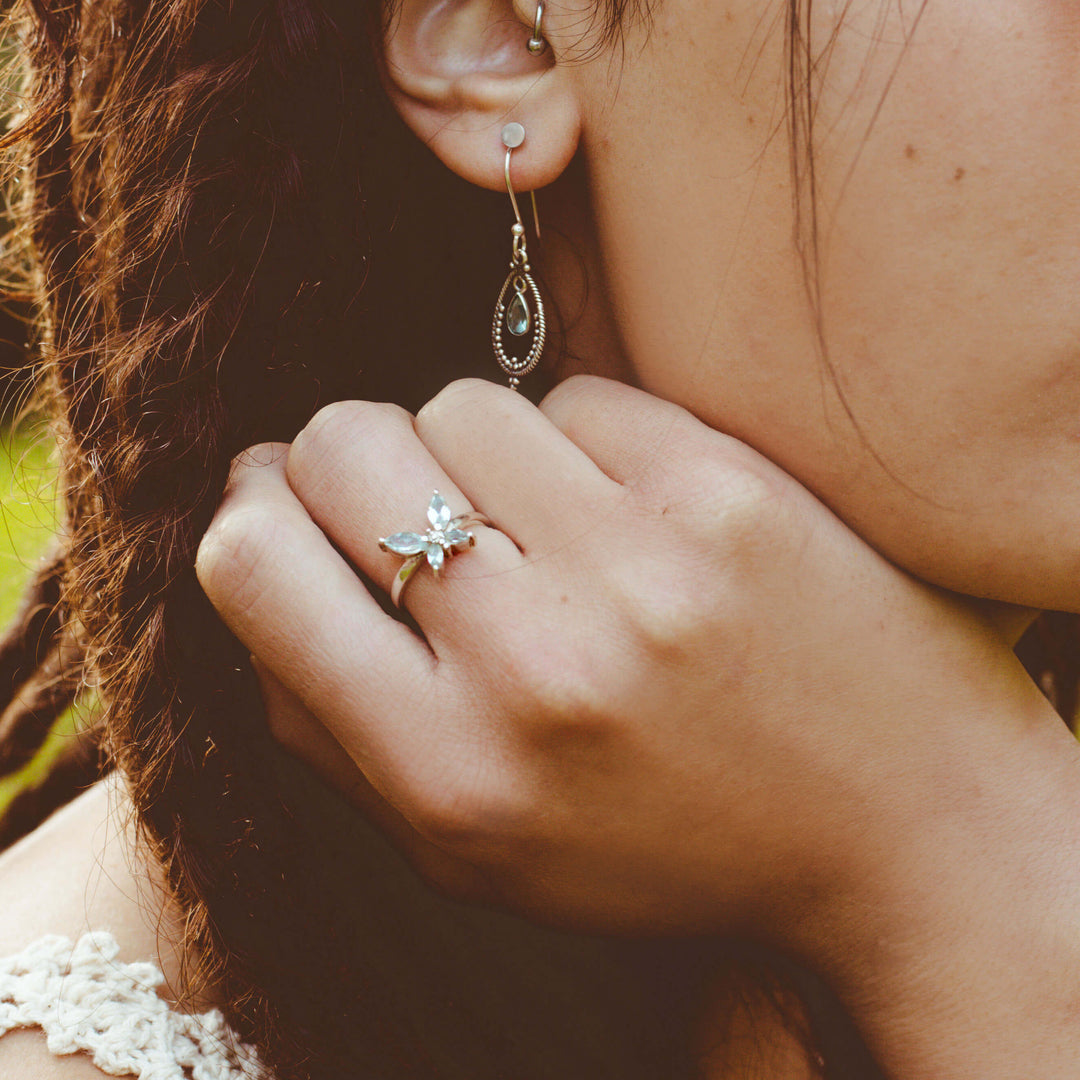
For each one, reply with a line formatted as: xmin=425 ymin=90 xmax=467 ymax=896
xmin=0 ymin=932 xmax=266 ymax=1078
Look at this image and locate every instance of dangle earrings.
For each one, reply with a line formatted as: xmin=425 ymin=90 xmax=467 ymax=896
xmin=491 ymin=122 xmax=546 ymax=390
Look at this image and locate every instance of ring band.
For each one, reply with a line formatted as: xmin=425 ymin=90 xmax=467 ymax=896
xmin=378 ymin=491 xmax=490 ymax=608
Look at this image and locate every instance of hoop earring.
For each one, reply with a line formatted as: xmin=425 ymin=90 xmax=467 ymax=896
xmin=491 ymin=123 xmax=546 ymax=391
xmin=527 ymin=1 xmax=546 ymax=54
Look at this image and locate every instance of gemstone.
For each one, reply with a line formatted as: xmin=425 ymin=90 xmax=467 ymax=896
xmin=381 ymin=532 xmax=427 ymax=555
xmin=428 ymin=492 xmax=452 ymax=529
xmin=507 ymin=291 xmax=530 ymax=336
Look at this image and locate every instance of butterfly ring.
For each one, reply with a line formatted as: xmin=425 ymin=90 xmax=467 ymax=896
xmin=378 ymin=491 xmax=491 ymax=607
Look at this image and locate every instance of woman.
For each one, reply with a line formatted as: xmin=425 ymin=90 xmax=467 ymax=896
xmin=0 ymin=0 xmax=1079 ymax=1076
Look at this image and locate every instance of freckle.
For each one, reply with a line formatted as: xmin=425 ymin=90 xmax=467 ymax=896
xmin=725 ymin=9 xmax=734 ymax=22
xmin=953 ymin=166 xmax=966 ymax=182
xmin=905 ymin=144 xmax=918 ymax=161
xmin=747 ymin=114 xmax=755 ymax=126
xmin=560 ymin=594 xmax=569 ymax=604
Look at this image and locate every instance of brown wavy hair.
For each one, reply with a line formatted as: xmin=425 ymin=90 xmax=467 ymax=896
xmin=0 ymin=0 xmax=1075 ymax=1075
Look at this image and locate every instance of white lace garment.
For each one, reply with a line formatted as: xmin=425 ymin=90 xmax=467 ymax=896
xmin=0 ymin=932 xmax=266 ymax=1078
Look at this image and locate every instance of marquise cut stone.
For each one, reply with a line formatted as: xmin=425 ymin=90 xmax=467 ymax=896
xmin=428 ymin=492 xmax=452 ymax=529
xmin=382 ymin=532 xmax=426 ymax=555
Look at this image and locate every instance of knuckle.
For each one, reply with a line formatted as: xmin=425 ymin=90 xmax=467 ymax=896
xmin=624 ymin=581 xmax=711 ymax=662
xmin=711 ymin=460 xmax=787 ymax=537
xmin=415 ymin=377 xmax=514 ymax=433
xmin=537 ymin=373 xmax=606 ymax=419
xmin=508 ymin=647 xmax=621 ymax=754
xmin=288 ymin=399 xmax=410 ymax=486
xmin=195 ymin=502 xmax=281 ymax=619
xmin=409 ymin=782 xmax=491 ymax=851
xmin=656 ymin=445 xmax=788 ymax=551
xmin=408 ymin=762 xmax=537 ymax=860
xmin=527 ymin=671 xmax=613 ymax=738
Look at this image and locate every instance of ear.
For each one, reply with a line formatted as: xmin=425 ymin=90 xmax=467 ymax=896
xmin=379 ymin=0 xmax=582 ymax=193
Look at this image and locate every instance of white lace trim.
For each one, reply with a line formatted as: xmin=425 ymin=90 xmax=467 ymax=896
xmin=0 ymin=932 xmax=267 ymax=1078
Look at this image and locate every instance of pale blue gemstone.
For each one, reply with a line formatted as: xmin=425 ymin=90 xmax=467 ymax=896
xmin=507 ymin=291 xmax=530 ymax=336
xmin=381 ymin=532 xmax=426 ymax=555
xmin=428 ymin=492 xmax=452 ymax=529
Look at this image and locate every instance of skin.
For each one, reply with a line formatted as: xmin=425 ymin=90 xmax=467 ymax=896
xmin=565 ymin=0 xmax=1080 ymax=612
xmin=192 ymin=0 xmax=1080 ymax=1071
xmin=190 ymin=0 xmax=1080 ymax=1077
xmin=8 ymin=3 xmax=1080 ymax=1079
xmin=387 ymin=0 xmax=1080 ymax=608
xmin=0 ymin=781 xmax=221 ymax=1079
xmin=199 ymin=387 xmax=1080 ymax=1079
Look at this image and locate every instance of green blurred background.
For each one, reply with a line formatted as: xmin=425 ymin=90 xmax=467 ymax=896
xmin=0 ymin=32 xmax=69 ymax=822
xmin=0 ymin=419 xmax=64 ymax=818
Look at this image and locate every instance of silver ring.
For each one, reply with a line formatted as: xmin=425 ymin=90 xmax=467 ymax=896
xmin=527 ymin=1 xmax=545 ymax=54
xmin=378 ymin=491 xmax=490 ymax=608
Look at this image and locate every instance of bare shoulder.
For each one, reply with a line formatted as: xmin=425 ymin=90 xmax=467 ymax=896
xmin=0 ymin=776 xmax=196 ymax=1078
xmin=0 ymin=776 xmax=183 ymax=972
xmin=0 ymin=1029 xmax=122 ymax=1079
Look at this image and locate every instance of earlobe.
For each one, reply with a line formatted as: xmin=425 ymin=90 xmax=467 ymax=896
xmin=379 ymin=0 xmax=581 ymax=193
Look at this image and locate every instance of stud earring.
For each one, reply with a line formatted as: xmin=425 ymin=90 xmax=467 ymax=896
xmin=527 ymin=1 xmax=546 ymax=54
xmin=491 ymin=122 xmax=546 ymax=391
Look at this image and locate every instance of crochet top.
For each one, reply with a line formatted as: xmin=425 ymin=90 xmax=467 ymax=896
xmin=0 ymin=931 xmax=267 ymax=1078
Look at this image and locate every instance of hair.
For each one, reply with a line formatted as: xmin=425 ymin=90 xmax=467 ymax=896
xmin=0 ymin=0 xmax=1074 ymax=1076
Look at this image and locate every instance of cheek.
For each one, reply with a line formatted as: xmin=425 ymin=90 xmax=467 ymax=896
xmin=815 ymin=0 xmax=1080 ymax=462
xmin=584 ymin=0 xmax=1080 ymax=608
xmin=797 ymin=2 xmax=1080 ymax=601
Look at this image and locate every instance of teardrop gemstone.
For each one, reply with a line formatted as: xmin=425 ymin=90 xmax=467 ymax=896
xmin=507 ymin=290 xmax=530 ymax=337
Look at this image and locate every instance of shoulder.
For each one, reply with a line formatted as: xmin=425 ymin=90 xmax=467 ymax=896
xmin=0 ymin=777 xmax=199 ymax=1078
xmin=0 ymin=1030 xmax=115 ymax=1079
xmin=0 ymin=776 xmax=186 ymax=979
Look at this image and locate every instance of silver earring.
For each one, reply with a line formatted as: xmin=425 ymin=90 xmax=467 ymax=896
xmin=491 ymin=122 xmax=546 ymax=391
xmin=527 ymin=1 xmax=546 ymax=54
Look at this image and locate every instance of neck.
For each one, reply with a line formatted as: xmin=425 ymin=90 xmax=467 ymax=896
xmin=536 ymin=152 xmax=633 ymax=386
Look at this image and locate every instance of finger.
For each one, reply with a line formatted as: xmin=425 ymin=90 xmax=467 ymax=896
xmin=255 ymin=653 xmax=381 ymax=807
xmin=196 ymin=445 xmax=441 ymax=793
xmin=413 ymin=379 xmax=624 ymax=549
xmin=539 ymin=375 xmax=722 ymax=486
xmin=541 ymin=377 xmax=810 ymax=530
xmin=285 ymin=400 xmax=525 ymax=621
xmin=254 ymin=659 xmax=498 ymax=904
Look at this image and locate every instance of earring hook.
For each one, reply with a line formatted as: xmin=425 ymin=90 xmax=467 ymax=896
xmin=502 ymin=123 xmax=541 ymax=241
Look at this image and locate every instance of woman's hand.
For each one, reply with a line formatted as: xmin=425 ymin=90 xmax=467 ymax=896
xmin=197 ymin=376 xmax=1080 ymax=1077
xmin=195 ymin=374 xmax=1050 ymax=925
